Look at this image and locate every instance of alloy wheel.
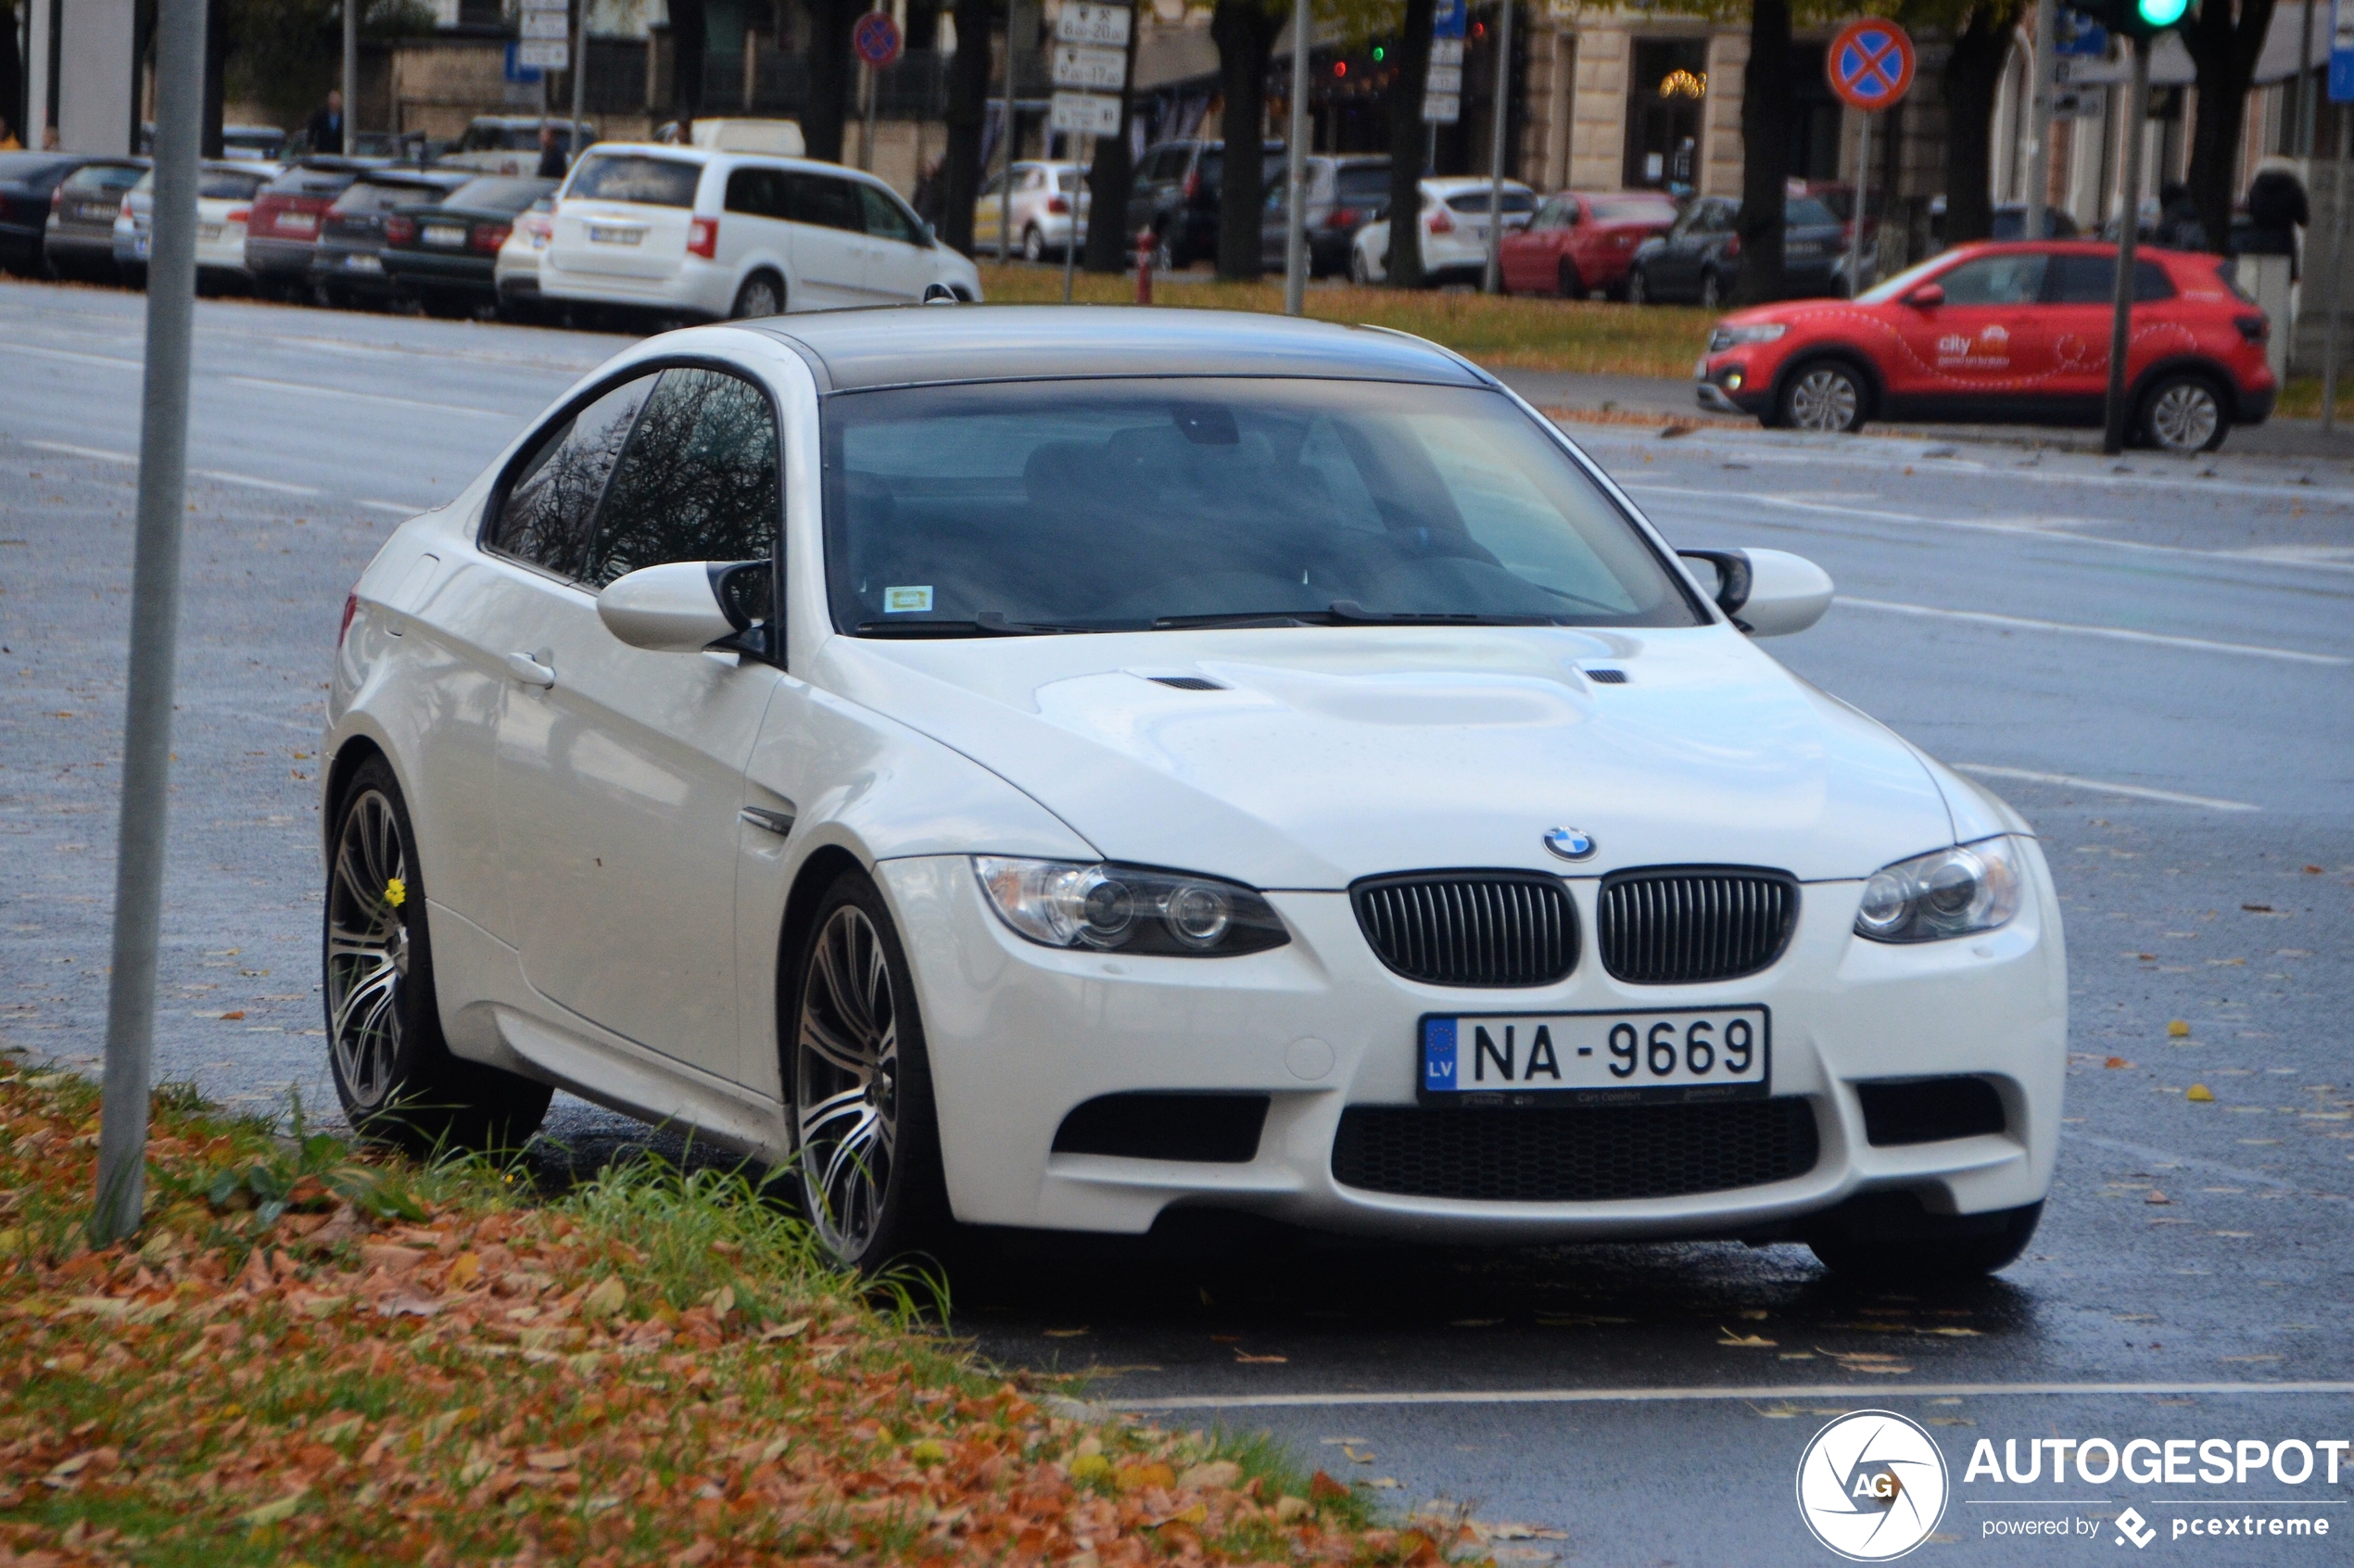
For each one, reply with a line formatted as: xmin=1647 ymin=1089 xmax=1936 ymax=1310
xmin=2145 ymin=380 xmax=2221 ymax=452
xmin=1786 ymin=366 xmax=1862 ymax=433
xmin=733 ymin=276 xmax=781 ymax=319
xmin=325 ymin=787 xmax=410 ymax=1113
xmin=793 ymin=904 xmax=901 ymax=1260
xmin=1022 ymin=225 xmax=1044 ymax=262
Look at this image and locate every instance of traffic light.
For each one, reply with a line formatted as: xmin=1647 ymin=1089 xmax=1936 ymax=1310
xmin=2065 ymin=0 xmax=2189 ymax=43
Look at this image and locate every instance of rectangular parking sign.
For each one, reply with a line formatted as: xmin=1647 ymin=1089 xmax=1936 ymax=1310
xmin=2333 ymin=0 xmax=2353 ymax=101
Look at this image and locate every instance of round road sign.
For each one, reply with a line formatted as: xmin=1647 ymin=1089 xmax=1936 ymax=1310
xmin=854 ymin=10 xmax=903 ymax=69
xmin=1827 ymin=19 xmax=1915 ymax=113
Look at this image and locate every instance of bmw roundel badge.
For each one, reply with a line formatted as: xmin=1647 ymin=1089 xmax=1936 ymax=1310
xmin=1543 ymin=828 xmax=1596 ymax=862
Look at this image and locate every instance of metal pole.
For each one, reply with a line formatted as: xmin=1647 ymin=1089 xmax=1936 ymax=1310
xmin=1000 ymin=0 xmax=1019 ymax=261
xmin=2026 ymin=0 xmax=2055 ymax=240
xmin=570 ymin=0 xmax=588 ymax=167
xmin=2297 ymin=0 xmax=2318 ymax=158
xmin=1482 ymin=0 xmax=1512 ymax=294
xmin=1064 ymin=132 xmax=1087 ymax=299
xmin=861 ymin=57 xmax=876 ymax=171
xmin=95 ymin=0 xmax=205 ymax=1246
xmin=1283 ymin=0 xmax=1309 ymax=314
xmin=341 ymin=0 xmax=356 ymax=155
xmin=2102 ymin=39 xmax=2149 ymax=456
xmin=1846 ymin=109 xmax=1871 ymax=297
xmin=2323 ymin=107 xmax=2350 ymax=432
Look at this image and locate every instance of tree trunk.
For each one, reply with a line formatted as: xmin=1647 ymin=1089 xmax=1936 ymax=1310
xmin=802 ymin=0 xmax=855 ymax=167
xmin=1083 ymin=4 xmax=1145 ymax=272
xmin=670 ymin=0 xmax=708 ymax=129
xmin=1731 ymin=0 xmax=1791 ymax=305
xmin=940 ymin=0 xmax=991 ymax=257
xmin=198 ymin=0 xmax=230 ymax=158
xmin=1 ymin=2 xmax=22 ymax=148
xmin=1210 ymin=0 xmax=1278 ymax=280
xmin=2183 ymin=0 xmax=2278 ymax=252
xmin=1384 ymin=0 xmax=1436 ymax=286
xmin=1941 ymin=4 xmax=2015 ymax=247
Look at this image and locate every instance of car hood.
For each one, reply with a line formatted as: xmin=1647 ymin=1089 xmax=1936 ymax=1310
xmin=813 ymin=626 xmax=1956 ymax=889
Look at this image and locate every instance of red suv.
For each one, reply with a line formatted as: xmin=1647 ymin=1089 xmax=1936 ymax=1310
xmin=1500 ymin=189 xmax=1679 ymax=299
xmin=1694 ymin=241 xmax=2275 ymax=452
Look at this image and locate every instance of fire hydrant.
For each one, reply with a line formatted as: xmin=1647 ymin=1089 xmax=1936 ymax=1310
xmin=1135 ymin=226 xmax=1155 ymax=306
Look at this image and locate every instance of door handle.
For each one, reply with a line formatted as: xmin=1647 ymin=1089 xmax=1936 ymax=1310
xmin=739 ymin=805 xmax=795 ymax=837
xmin=504 ymin=651 xmax=556 ymax=688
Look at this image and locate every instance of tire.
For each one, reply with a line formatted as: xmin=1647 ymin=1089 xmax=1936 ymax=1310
xmin=1698 ymin=269 xmax=1724 ymax=310
xmin=2137 ymin=371 xmax=2230 ymax=453
xmin=1349 ymin=245 xmax=1375 ymax=286
xmin=729 ymin=272 xmax=783 ymax=320
xmin=1152 ymin=225 xmax=1179 ymax=273
xmin=323 ymin=758 xmax=551 ymax=1152
xmin=1626 ymin=266 xmax=1650 ymax=306
xmin=1557 ymin=257 xmax=1585 ymax=300
xmin=785 ymin=871 xmax=949 ymax=1273
xmin=1807 ymin=1197 xmax=2044 ymax=1282
xmin=1775 ymin=358 xmax=1870 ymax=434
xmin=1021 ymin=223 xmax=1045 ymax=263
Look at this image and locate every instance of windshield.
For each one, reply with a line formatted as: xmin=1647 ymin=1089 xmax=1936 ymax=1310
xmin=1856 ymin=253 xmax=1950 ymax=303
xmin=823 ymin=379 xmax=1702 ymax=635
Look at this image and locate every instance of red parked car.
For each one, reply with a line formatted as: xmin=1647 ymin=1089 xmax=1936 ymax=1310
xmin=1694 ymin=240 xmax=2275 ymax=452
xmin=1500 ymin=189 xmax=1680 ymax=299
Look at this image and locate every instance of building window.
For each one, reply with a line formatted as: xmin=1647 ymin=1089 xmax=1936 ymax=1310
xmin=1624 ymin=39 xmax=1709 ymax=194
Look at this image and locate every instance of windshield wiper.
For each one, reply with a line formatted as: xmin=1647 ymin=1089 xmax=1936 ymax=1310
xmin=854 ymin=613 xmax=1094 ymax=638
xmin=1149 ymin=610 xmax=1340 ymax=629
xmin=1325 ymin=600 xmax=1563 ymax=626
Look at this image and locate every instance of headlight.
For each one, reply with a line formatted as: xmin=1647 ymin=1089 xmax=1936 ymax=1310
xmin=1854 ymin=837 xmax=2025 ymax=943
xmin=972 ymin=858 xmax=1290 ymax=957
xmin=1707 ymin=322 xmax=1789 ymax=351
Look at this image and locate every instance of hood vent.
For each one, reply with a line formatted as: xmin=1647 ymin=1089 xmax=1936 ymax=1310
xmin=1147 ymin=675 xmax=1227 ymax=690
xmin=1584 ymin=668 xmax=1628 ymax=684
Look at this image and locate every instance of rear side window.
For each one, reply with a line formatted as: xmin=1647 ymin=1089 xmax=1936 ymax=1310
xmin=783 ymin=172 xmax=862 ymax=232
xmin=2046 ymin=254 xmax=2176 ymax=304
xmin=726 ymin=166 xmax=789 ymax=218
xmin=569 ymin=154 xmax=702 ymax=209
xmin=487 ymin=374 xmax=661 ymax=581
xmin=582 ymin=369 xmax=779 ymax=588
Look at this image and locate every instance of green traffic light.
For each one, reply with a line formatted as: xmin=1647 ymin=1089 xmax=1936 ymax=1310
xmin=1373 ymin=44 xmax=1386 ymax=60
xmin=2138 ymin=0 xmax=2187 ymax=25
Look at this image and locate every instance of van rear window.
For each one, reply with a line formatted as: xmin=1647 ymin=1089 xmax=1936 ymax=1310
xmin=569 ymin=155 xmax=701 ymax=209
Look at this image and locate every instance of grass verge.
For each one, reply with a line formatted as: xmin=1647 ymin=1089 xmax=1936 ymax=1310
xmin=0 ymin=1065 xmax=1461 ymax=1567
xmin=973 ymin=264 xmax=1716 ymax=379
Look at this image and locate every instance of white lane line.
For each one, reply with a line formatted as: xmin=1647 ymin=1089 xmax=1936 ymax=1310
xmin=24 ymin=436 xmax=325 ymax=499
xmin=25 ymin=438 xmax=136 ymax=462
xmin=1836 ymin=596 xmax=2351 ymax=665
xmin=1955 ymin=764 xmax=2262 ymax=813
xmin=7 ymin=341 xmax=140 ymax=369
xmin=358 ymin=499 xmax=428 ymax=514
xmin=223 ymin=373 xmax=519 ymax=420
xmin=1107 ymin=1381 xmax=2354 ymax=1412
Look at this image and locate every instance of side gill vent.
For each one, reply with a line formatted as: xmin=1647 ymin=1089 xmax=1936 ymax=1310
xmin=1585 ymin=668 xmax=1628 ymax=685
xmin=1149 ymin=676 xmax=1227 ymax=690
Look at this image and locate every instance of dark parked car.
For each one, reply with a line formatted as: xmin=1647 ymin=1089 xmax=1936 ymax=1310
xmin=1627 ymin=195 xmax=1848 ymax=307
xmin=246 ymin=161 xmax=373 ymax=299
xmin=0 ymin=153 xmax=111 ymax=274
xmin=1259 ymin=155 xmax=1390 ymax=277
xmin=1125 ymin=139 xmax=1284 ymax=271
xmin=1930 ymin=197 xmax=2082 ymax=249
xmin=42 ymin=158 xmax=149 ymax=281
xmin=310 ymin=169 xmax=474 ymax=308
xmin=380 ymin=174 xmax=556 ymax=316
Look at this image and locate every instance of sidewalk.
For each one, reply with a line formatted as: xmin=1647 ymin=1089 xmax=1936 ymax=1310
xmin=1492 ymin=368 xmax=2354 ymax=466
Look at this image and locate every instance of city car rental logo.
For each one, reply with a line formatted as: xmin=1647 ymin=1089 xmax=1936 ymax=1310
xmin=1796 ymin=1410 xmax=1951 ymax=1561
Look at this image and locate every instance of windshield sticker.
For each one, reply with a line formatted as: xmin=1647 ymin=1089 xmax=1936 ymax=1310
xmin=883 ymin=586 xmax=934 ymax=613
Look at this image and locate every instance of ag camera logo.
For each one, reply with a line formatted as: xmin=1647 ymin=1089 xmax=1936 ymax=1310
xmin=1796 ymin=1410 xmax=1950 ymax=1561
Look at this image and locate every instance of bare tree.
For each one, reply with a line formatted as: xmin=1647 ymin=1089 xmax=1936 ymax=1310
xmin=940 ymin=0 xmax=992 ymax=256
xmin=1730 ymin=0 xmax=1793 ymax=305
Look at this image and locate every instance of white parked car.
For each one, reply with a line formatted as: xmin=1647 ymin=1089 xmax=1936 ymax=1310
xmin=972 ymin=159 xmax=1090 ymax=261
xmin=538 ymin=144 xmax=979 ymax=322
xmin=323 ymin=308 xmax=2063 ymax=1281
xmin=111 ymin=161 xmax=279 ymax=286
xmin=437 ymin=116 xmax=597 ymax=176
xmin=1352 ymin=177 xmax=1538 ymax=286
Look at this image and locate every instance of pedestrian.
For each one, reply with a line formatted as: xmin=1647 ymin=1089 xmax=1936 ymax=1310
xmin=307 ymin=89 xmax=346 ymax=157
xmin=2156 ymin=183 xmax=2207 ymax=250
xmin=911 ymin=157 xmax=946 ymax=231
xmin=537 ymin=122 xmax=568 ymax=179
xmin=0 ymin=116 xmax=19 ymax=152
xmin=41 ymin=124 xmax=59 ymax=150
xmin=2243 ymin=156 xmax=2310 ymax=281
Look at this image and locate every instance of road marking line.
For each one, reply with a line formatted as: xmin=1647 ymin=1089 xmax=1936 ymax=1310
xmin=25 ymin=437 xmax=324 ymax=499
xmin=25 ymin=438 xmax=136 ymax=462
xmin=1836 ymin=596 xmax=2349 ymax=664
xmin=358 ymin=499 xmax=431 ymax=514
xmin=1956 ymin=764 xmax=2262 ymax=813
xmin=223 ymin=373 xmax=517 ymax=420
xmin=1107 ymin=1380 xmax=2354 ymax=1412
xmin=8 ymin=341 xmax=141 ymax=369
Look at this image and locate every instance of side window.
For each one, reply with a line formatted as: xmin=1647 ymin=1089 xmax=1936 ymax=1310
xmin=2047 ymin=254 xmax=2177 ymax=304
xmin=725 ymin=166 xmax=786 ymax=218
xmin=581 ymin=368 xmax=780 ymax=588
xmin=485 ymin=373 xmax=660 ymax=581
xmin=1936 ymin=253 xmax=2048 ymax=305
xmin=784 ymin=173 xmax=863 ymax=233
xmin=857 ymin=183 xmax=923 ymax=246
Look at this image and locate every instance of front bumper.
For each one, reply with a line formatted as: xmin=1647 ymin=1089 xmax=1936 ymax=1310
xmin=2235 ymin=382 xmax=2277 ymax=425
xmin=1696 ymin=353 xmax=1774 ymax=416
xmin=877 ymin=850 xmax=2066 ymax=1241
xmin=383 ymin=250 xmax=499 ymax=294
xmin=246 ymin=235 xmax=319 ymax=279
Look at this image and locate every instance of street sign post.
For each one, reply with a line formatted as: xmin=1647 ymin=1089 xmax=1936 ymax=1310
xmin=1057 ymin=2 xmax=1131 ymax=47
xmin=2323 ymin=0 xmax=2351 ymax=429
xmin=1048 ymin=91 xmax=1121 ymax=135
xmin=1424 ymin=0 xmax=1465 ymax=124
xmin=1826 ymin=19 xmax=1915 ymax=297
xmin=854 ymin=10 xmax=902 ymax=171
xmin=1051 ymin=44 xmax=1126 ymax=91
xmin=518 ymin=40 xmax=569 ymax=70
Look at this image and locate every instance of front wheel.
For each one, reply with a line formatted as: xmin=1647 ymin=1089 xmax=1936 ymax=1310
xmin=324 ymin=758 xmax=551 ymax=1151
xmin=730 ymin=272 xmax=783 ymax=320
xmin=1776 ymin=360 xmax=1869 ymax=434
xmin=1807 ymin=1198 xmax=2043 ymax=1282
xmin=1557 ymin=257 xmax=1585 ymax=299
xmin=787 ymin=873 xmax=948 ymax=1273
xmin=2138 ymin=372 xmax=2230 ymax=453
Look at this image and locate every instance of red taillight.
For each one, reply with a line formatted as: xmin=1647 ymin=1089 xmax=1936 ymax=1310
xmin=337 ymin=591 xmax=359 ymax=650
xmin=520 ymin=213 xmax=551 ymax=239
xmin=120 ymin=196 xmax=134 ymax=220
xmin=1182 ymin=171 xmax=1201 ymax=201
xmin=50 ymin=185 xmax=64 ymax=210
xmin=1325 ymin=207 xmax=1358 ymax=229
xmin=1427 ymin=207 xmax=1454 ymax=234
xmin=384 ymin=214 xmax=416 ymax=245
xmin=688 ymin=215 xmax=718 ymax=258
xmin=472 ymin=221 xmax=511 ymax=253
xmin=1724 ymin=234 xmax=1741 ymax=259
xmin=1045 ymin=196 xmax=1069 ymax=215
xmin=225 ymin=206 xmax=249 ymax=225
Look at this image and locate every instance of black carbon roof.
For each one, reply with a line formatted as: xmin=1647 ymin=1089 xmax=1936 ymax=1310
xmin=748 ymin=305 xmax=1493 ymax=393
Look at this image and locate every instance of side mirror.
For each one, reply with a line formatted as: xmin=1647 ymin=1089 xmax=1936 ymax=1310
xmin=597 ymin=560 xmax=771 ymax=652
xmin=1904 ymin=284 xmax=1944 ymax=308
xmin=1677 ymin=548 xmax=1834 ymax=638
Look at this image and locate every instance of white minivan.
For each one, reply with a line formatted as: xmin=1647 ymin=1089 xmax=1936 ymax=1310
xmin=540 ymin=145 xmax=980 ymax=320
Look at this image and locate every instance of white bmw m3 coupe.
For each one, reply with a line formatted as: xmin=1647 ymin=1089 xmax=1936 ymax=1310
xmin=322 ymin=307 xmax=2066 ymax=1278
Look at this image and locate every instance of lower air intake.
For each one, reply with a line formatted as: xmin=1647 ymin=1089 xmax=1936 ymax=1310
xmin=1053 ymin=1093 xmax=1269 ymax=1164
xmin=1330 ymin=1098 xmax=1819 ymax=1201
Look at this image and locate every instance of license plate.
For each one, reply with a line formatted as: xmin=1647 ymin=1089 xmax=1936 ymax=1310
xmin=588 ymin=224 xmax=644 ymax=246
xmin=197 ymin=222 xmax=221 ymax=242
xmin=1420 ymin=1006 xmax=1769 ymax=1106
xmin=279 ymin=213 xmax=317 ymax=234
xmin=424 ymin=223 xmax=465 ymax=247
xmin=344 ymin=252 xmax=382 ymax=272
xmin=77 ymin=203 xmax=115 ymax=221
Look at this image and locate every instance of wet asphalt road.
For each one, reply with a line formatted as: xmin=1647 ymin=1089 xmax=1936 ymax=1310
xmin=3 ymin=280 xmax=2351 ymax=1564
